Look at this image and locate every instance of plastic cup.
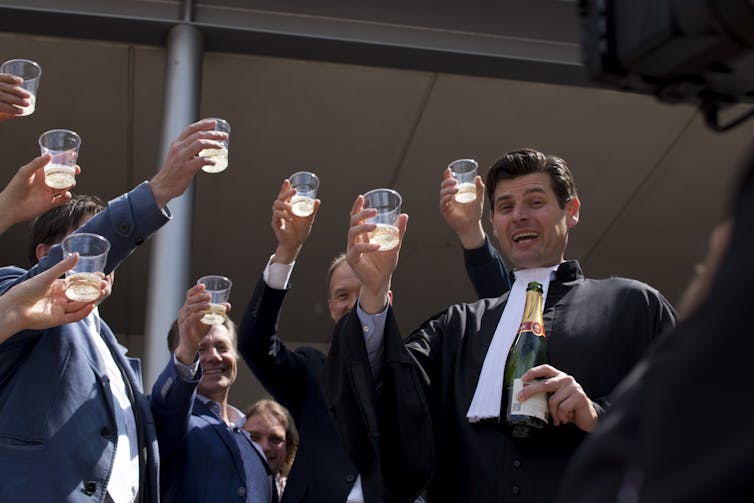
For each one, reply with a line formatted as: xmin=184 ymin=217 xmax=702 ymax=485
xmin=363 ymin=188 xmax=402 ymax=251
xmin=449 ymin=159 xmax=478 ymax=203
xmin=197 ymin=275 xmax=232 ymax=325
xmin=61 ymin=233 xmax=110 ymax=302
xmin=1 ymin=59 xmax=41 ymax=116
xmin=200 ymin=118 xmax=231 ymax=173
xmin=39 ymin=129 xmax=81 ymax=190
xmin=288 ymin=171 xmax=319 ymax=217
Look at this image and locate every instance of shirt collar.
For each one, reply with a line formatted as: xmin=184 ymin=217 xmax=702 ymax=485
xmin=196 ymin=394 xmax=247 ymax=427
xmin=507 ymin=260 xmax=584 ymax=287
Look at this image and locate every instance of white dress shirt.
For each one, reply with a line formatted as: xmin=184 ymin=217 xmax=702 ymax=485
xmin=86 ymin=310 xmax=139 ymax=503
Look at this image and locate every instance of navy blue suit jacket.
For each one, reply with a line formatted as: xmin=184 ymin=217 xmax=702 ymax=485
xmin=239 ymin=276 xmax=382 ymax=503
xmin=0 ymin=183 xmax=167 ymax=502
xmin=151 ymin=359 xmax=275 ymax=503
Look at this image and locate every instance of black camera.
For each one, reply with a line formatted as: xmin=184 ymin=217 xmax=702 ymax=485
xmin=580 ymin=0 xmax=754 ymax=130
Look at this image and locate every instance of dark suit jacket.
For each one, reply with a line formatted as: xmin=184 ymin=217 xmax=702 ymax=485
xmin=463 ymin=237 xmax=511 ymax=299
xmin=151 ymin=359 xmax=275 ymax=502
xmin=558 ymin=157 xmax=754 ymax=503
xmin=0 ymin=182 xmax=166 ymax=502
xmin=238 ymin=276 xmax=382 ymax=503
xmin=323 ymin=261 xmax=676 ymax=503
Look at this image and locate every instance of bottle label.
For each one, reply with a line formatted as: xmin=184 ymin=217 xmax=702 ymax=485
xmin=517 ymin=321 xmax=544 ymax=336
xmin=510 ymin=378 xmax=548 ymax=422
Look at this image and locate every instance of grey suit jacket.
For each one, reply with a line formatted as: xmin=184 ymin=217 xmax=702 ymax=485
xmin=0 ymin=182 xmax=168 ymax=502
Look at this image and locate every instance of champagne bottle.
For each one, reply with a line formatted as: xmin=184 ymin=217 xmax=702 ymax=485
xmin=504 ymin=281 xmax=549 ymax=438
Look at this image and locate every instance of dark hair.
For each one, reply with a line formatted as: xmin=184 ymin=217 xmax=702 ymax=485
xmin=166 ymin=316 xmax=238 ymax=353
xmin=244 ymin=399 xmax=299 ymax=476
xmin=485 ymin=148 xmax=578 ymax=210
xmin=27 ymin=194 xmax=107 ymax=265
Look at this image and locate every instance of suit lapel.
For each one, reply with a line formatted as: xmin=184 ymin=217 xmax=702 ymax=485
xmin=193 ymin=399 xmax=249 ymax=482
xmin=80 ymin=319 xmax=119 ymax=428
xmin=97 ymin=321 xmax=142 ymax=391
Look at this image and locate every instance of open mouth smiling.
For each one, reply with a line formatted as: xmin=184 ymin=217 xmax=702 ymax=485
xmin=203 ymin=367 xmax=226 ymax=376
xmin=513 ymin=231 xmax=538 ymax=243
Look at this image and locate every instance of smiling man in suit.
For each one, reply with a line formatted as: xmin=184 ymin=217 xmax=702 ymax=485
xmin=0 ymin=118 xmax=227 ymax=502
xmin=151 ymin=286 xmax=276 ymax=503
xmin=237 ymin=178 xmax=390 ymax=502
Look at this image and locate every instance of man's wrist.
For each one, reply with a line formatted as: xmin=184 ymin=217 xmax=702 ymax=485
xmin=271 ymin=245 xmax=301 ymax=265
xmin=458 ymin=223 xmax=486 ymax=250
xmin=175 ymin=343 xmax=198 ymax=366
xmin=359 ymin=288 xmax=390 ymax=315
xmin=146 ymin=178 xmax=169 ymax=209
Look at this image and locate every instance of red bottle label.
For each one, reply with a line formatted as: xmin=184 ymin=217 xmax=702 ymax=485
xmin=517 ymin=321 xmax=544 ymax=336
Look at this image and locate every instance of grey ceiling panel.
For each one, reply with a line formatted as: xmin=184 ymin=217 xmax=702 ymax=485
xmin=191 ymin=51 xmax=434 ymax=343
xmin=585 ymin=108 xmax=754 ymax=306
xmin=392 ymin=73 xmax=699 ymax=265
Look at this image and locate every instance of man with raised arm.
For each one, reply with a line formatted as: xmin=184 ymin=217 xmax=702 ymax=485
xmin=0 ymin=154 xmax=97 ymax=339
xmin=151 ymin=290 xmax=275 ymax=503
xmin=323 ymin=148 xmax=676 ymax=503
xmin=237 ymin=179 xmax=386 ymax=502
xmin=439 ymin=164 xmax=510 ymax=299
xmin=0 ymin=119 xmax=227 ymax=503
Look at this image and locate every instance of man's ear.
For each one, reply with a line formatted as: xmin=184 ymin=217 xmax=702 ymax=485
xmin=566 ymin=197 xmax=580 ymax=228
xmin=35 ymin=243 xmax=51 ymax=261
xmin=387 ymin=290 xmax=394 ymax=305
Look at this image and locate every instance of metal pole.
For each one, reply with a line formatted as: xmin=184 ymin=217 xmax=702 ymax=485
xmin=143 ymin=20 xmax=203 ymax=389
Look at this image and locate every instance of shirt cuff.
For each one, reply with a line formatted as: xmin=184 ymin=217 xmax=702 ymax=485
xmin=356 ymin=301 xmax=388 ymax=365
xmin=262 ymin=255 xmax=295 ymax=290
xmin=173 ymin=352 xmax=200 ymax=381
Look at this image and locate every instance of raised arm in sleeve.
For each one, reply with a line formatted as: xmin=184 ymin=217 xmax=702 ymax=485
xmin=237 ymin=275 xmax=308 ymax=417
xmin=463 ymin=236 xmax=511 ymax=299
xmin=0 ymin=182 xmax=169 ymax=295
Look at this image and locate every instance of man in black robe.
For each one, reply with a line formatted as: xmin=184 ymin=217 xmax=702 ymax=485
xmin=322 ymin=148 xmax=676 ymax=503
